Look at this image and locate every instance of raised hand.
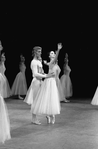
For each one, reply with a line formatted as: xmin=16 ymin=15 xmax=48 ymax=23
xmin=43 ymin=60 xmax=47 ymax=64
xmin=57 ymin=43 xmax=62 ymax=50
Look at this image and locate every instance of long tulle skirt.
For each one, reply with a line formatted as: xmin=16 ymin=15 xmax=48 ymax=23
xmin=0 ymin=95 xmax=11 ymax=144
xmin=24 ymin=78 xmax=42 ymax=105
xmin=0 ymin=74 xmax=10 ymax=98
xmin=56 ymin=77 xmax=65 ymax=101
xmin=60 ymin=74 xmax=72 ymax=98
xmin=11 ymin=72 xmax=27 ymax=96
xmin=4 ymin=76 xmax=11 ymax=98
xmin=31 ymin=78 xmax=61 ymax=115
xmin=91 ymin=87 xmax=98 ymax=105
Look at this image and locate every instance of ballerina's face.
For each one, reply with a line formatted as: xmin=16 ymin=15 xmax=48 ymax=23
xmin=20 ymin=56 xmax=25 ymax=63
xmin=49 ymin=51 xmax=56 ymax=59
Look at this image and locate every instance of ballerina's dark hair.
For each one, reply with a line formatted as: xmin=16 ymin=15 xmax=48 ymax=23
xmin=20 ymin=54 xmax=25 ymax=63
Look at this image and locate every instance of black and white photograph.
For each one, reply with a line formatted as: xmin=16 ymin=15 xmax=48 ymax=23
xmin=0 ymin=2 xmax=97 ymax=149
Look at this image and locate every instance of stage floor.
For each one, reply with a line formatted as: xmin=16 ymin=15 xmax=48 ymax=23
xmin=0 ymin=98 xmax=98 ymax=149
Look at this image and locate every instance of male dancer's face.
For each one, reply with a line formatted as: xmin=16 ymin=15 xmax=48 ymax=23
xmin=36 ymin=49 xmax=42 ymax=59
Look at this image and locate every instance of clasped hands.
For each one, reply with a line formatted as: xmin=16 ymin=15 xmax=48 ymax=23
xmin=46 ymin=72 xmax=55 ymax=78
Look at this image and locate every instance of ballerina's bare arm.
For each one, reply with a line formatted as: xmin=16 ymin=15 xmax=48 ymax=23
xmin=43 ymin=60 xmax=50 ymax=65
xmin=43 ymin=43 xmax=62 ymax=66
xmin=48 ymin=43 xmax=62 ymax=65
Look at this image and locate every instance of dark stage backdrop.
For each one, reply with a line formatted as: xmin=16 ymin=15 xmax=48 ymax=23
xmin=0 ymin=3 xmax=97 ymax=98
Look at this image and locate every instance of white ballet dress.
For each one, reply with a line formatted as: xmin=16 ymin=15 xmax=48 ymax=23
xmin=11 ymin=63 xmax=27 ymax=96
xmin=24 ymin=59 xmax=46 ymax=105
xmin=60 ymin=64 xmax=72 ymax=98
xmin=31 ymin=63 xmax=61 ymax=115
xmin=0 ymin=73 xmax=11 ymax=143
xmin=0 ymin=63 xmax=11 ymax=98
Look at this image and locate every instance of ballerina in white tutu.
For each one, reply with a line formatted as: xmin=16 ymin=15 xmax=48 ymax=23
xmin=44 ymin=58 xmax=65 ymax=103
xmin=11 ymin=55 xmax=27 ymax=99
xmin=24 ymin=46 xmax=53 ymax=125
xmin=0 ymin=43 xmax=11 ymax=98
xmin=0 ymin=45 xmax=11 ymax=144
xmin=31 ymin=43 xmax=62 ymax=124
xmin=91 ymin=87 xmax=98 ymax=105
xmin=60 ymin=53 xmax=72 ymax=102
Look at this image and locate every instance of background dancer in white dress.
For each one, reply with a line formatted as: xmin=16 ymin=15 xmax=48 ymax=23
xmin=0 ymin=45 xmax=11 ymax=98
xmin=31 ymin=43 xmax=62 ymax=124
xmin=24 ymin=46 xmax=53 ymax=125
xmin=11 ymin=55 xmax=27 ymax=99
xmin=60 ymin=53 xmax=72 ymax=102
xmin=0 ymin=42 xmax=11 ymax=144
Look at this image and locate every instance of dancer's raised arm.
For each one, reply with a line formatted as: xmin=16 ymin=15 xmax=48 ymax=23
xmin=43 ymin=60 xmax=49 ymax=65
xmin=49 ymin=43 xmax=62 ymax=65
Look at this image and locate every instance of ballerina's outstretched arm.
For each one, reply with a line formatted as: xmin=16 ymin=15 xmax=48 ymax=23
xmin=43 ymin=60 xmax=49 ymax=65
xmin=43 ymin=43 xmax=62 ymax=66
xmin=49 ymin=43 xmax=62 ymax=65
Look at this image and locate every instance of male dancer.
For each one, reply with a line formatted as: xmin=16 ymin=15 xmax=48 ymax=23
xmin=24 ymin=46 xmax=53 ymax=124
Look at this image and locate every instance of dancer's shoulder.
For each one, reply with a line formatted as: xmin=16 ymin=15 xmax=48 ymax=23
xmin=31 ymin=59 xmax=39 ymax=66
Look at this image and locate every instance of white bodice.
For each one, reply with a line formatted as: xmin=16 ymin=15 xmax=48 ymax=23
xmin=0 ymin=63 xmax=6 ymax=75
xmin=20 ymin=63 xmax=26 ymax=73
xmin=49 ymin=64 xmax=61 ymax=77
xmin=64 ymin=64 xmax=71 ymax=74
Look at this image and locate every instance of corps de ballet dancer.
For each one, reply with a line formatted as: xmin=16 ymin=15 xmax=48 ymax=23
xmin=0 ymin=44 xmax=11 ymax=98
xmin=11 ymin=55 xmax=27 ymax=99
xmin=31 ymin=43 xmax=62 ymax=124
xmin=60 ymin=53 xmax=72 ymax=102
xmin=0 ymin=41 xmax=11 ymax=144
xmin=24 ymin=46 xmax=53 ymax=125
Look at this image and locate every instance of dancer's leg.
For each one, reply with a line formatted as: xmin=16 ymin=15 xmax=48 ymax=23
xmin=51 ymin=115 xmax=55 ymax=124
xmin=32 ymin=113 xmax=41 ymax=125
xmin=46 ymin=115 xmax=51 ymax=124
xmin=18 ymin=95 xmax=23 ymax=99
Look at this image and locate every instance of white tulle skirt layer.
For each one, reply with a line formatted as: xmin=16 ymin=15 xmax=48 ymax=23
xmin=56 ymin=77 xmax=65 ymax=101
xmin=31 ymin=77 xmax=61 ymax=115
xmin=60 ymin=74 xmax=72 ymax=98
xmin=24 ymin=78 xmax=42 ymax=105
xmin=0 ymin=74 xmax=11 ymax=98
xmin=5 ymin=77 xmax=11 ymax=98
xmin=11 ymin=72 xmax=27 ymax=96
xmin=0 ymin=95 xmax=11 ymax=144
xmin=91 ymin=87 xmax=98 ymax=105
